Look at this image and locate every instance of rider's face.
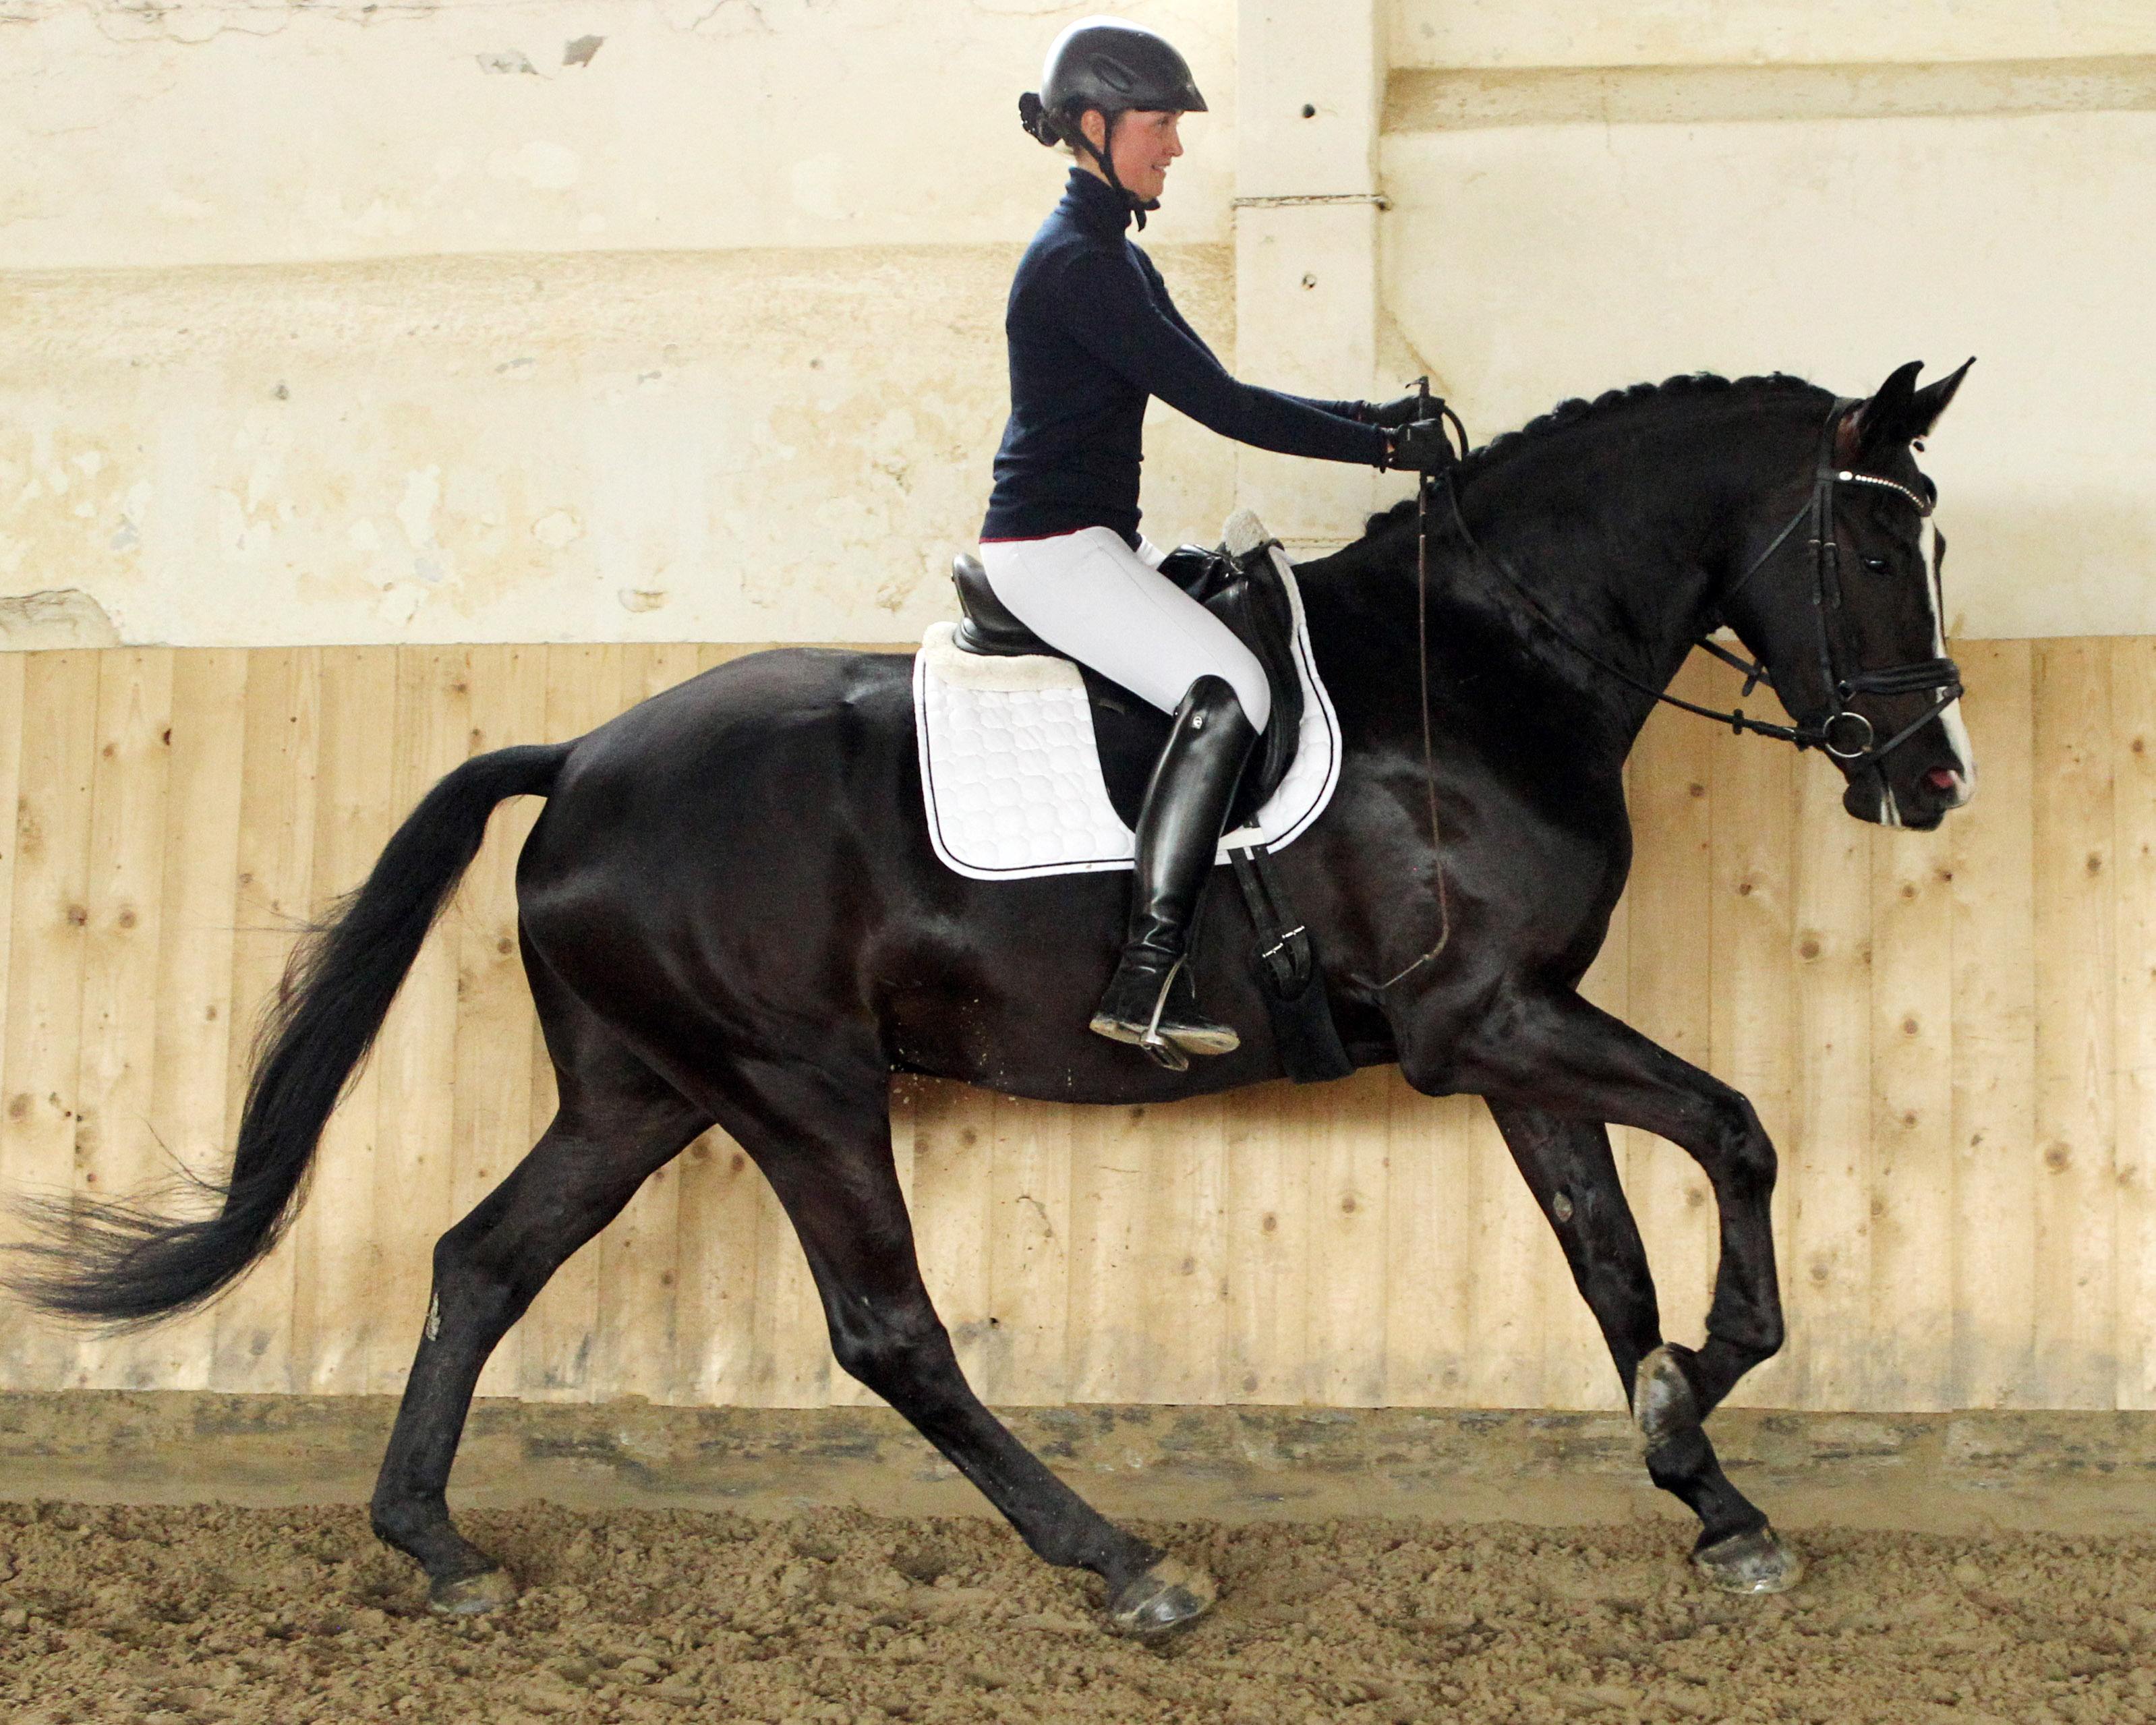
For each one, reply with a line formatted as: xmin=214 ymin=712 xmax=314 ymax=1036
xmin=1079 ymin=109 xmax=1184 ymax=204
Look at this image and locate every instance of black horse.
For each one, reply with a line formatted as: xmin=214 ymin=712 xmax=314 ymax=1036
xmin=11 ymin=360 xmax=1973 ymax=1631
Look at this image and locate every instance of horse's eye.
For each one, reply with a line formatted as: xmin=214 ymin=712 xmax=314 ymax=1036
xmin=1861 ymin=556 xmax=1890 ymax=575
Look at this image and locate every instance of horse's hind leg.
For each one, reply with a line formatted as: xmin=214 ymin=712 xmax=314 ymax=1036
xmin=368 ymin=1020 xmax=709 ymax=1612
xmin=707 ymin=1053 xmax=1211 ymax=1634
xmin=1486 ymin=1103 xmax=1796 ymax=1591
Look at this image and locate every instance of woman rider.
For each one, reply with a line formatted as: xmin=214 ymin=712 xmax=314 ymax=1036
xmin=981 ymin=16 xmax=1453 ymax=1068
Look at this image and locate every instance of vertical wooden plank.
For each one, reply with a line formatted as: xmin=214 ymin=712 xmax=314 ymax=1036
xmin=1225 ymin=1080 xmax=1312 ymax=1405
xmin=675 ymin=1123 xmax=767 ymax=1406
xmin=2031 ymin=639 xmax=2115 ymax=1408
xmin=0 ymin=651 xmax=90 ymax=1391
xmin=1066 ymin=1101 xmax=1154 ymax=1401
xmin=2113 ymin=639 xmax=2156 ymax=1409
xmin=1948 ymin=639 xmax=2039 ymax=1407
xmin=1306 ymin=1068 xmax=1393 ymax=1406
xmin=0 ymin=656 xmax=28 ymax=1380
xmin=143 ymin=649 xmax=252 ymax=1393
xmin=1139 ymin=1092 xmax=1227 ymax=1405
xmin=361 ymin=647 xmax=475 ymax=1397
xmin=1868 ymin=813 xmax=1957 ymax=1410
xmin=454 ymin=645 xmax=552 ymax=1401
xmin=981 ymin=1091 xmax=1074 ymax=1406
xmin=212 ymin=648 xmax=317 ymax=1393
xmin=1784 ymin=745 xmax=1874 ymax=1409
xmin=1383 ymin=1084 xmax=1478 ymax=1407
xmin=288 ymin=647 xmax=398 ymax=1397
xmin=73 ymin=650 xmax=176 ymax=1390
xmin=517 ymin=643 xmax=625 ymax=1400
xmin=1708 ymin=679 xmax=1801 ymax=1411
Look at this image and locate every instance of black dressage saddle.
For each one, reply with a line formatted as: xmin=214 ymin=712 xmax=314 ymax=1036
xmin=948 ymin=540 xmax=1306 ymax=832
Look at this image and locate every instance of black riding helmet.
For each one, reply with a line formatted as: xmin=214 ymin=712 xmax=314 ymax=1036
xmin=1018 ymin=16 xmax=1206 ymax=229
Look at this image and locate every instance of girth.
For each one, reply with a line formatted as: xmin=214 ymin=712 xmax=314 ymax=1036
xmin=948 ymin=542 xmax=1306 ymax=831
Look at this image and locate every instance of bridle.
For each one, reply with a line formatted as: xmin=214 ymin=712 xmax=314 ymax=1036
xmin=1701 ymin=396 xmax=1962 ymax=773
xmin=1438 ymin=396 xmax=1962 ymax=773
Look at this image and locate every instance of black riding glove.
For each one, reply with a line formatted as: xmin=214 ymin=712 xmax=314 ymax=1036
xmin=1386 ymin=418 xmax=1459 ymax=473
xmin=1360 ymin=393 xmax=1428 ymax=429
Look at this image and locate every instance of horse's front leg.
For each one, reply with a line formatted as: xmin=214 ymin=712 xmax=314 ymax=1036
xmin=1411 ymin=989 xmax=1799 ymax=1592
xmin=1484 ymin=1102 xmax=1796 ymax=1592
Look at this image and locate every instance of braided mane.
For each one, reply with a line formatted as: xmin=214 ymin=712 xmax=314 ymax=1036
xmin=1358 ymin=372 xmax=1832 ymax=539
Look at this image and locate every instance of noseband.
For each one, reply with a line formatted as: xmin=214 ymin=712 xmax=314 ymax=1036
xmin=1438 ymin=397 xmax=1962 ymax=773
xmin=1709 ymin=397 xmax=1962 ymax=771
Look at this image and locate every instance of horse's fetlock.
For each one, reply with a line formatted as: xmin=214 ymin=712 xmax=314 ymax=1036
xmin=1705 ymin=1299 xmax=1784 ymax=1363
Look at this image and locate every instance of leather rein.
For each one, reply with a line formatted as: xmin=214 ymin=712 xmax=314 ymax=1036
xmin=1436 ymin=396 xmax=1962 ymax=773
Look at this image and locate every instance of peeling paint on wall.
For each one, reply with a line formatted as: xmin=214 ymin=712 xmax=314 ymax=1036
xmin=0 ymin=588 xmax=119 ymax=648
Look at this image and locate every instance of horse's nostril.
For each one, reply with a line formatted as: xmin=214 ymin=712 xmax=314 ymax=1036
xmin=1924 ymin=767 xmax=1959 ymax=792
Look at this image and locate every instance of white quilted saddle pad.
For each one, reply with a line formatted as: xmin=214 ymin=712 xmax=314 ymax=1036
xmin=912 ymin=515 xmax=1343 ymax=882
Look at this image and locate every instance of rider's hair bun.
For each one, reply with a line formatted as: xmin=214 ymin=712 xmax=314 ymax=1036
xmin=1018 ymin=91 xmax=1063 ymax=146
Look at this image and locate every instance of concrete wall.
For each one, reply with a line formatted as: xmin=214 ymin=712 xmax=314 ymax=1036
xmin=0 ymin=0 xmax=1240 ymax=646
xmin=1379 ymin=2 xmax=2156 ymax=640
xmin=10 ymin=2 xmax=2151 ymax=647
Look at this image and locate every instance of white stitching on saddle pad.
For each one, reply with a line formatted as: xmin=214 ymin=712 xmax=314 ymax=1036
xmin=912 ymin=546 xmax=1343 ymax=881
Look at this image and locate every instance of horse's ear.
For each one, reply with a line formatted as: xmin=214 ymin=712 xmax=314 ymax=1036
xmin=1850 ymin=360 xmax=1923 ymax=463
xmin=1851 ymin=358 xmax=1974 ymax=462
xmin=1906 ymin=357 xmax=1975 ymax=438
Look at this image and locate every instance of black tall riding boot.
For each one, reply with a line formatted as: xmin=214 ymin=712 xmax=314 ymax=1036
xmin=1090 ymin=676 xmax=1258 ymax=1069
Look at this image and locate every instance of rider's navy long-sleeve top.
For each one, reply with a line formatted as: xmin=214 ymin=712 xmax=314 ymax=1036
xmin=981 ymin=169 xmax=1388 ymax=547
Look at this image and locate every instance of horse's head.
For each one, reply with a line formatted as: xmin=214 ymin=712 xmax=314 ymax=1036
xmin=1720 ymin=359 xmax=1976 ymax=831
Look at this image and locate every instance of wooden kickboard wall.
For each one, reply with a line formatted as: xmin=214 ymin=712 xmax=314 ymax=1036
xmin=0 ymin=639 xmax=2140 ymax=1414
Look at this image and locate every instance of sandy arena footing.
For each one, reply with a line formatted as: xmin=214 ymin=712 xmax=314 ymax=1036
xmin=6 ymin=1392 xmax=2156 ymax=1537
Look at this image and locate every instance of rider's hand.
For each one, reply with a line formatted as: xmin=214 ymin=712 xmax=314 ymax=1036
xmin=1361 ymin=393 xmax=1428 ymax=429
xmin=1386 ymin=418 xmax=1459 ymax=473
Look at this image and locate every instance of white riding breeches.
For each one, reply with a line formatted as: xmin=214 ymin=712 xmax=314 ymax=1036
xmin=978 ymin=527 xmax=1273 ymax=732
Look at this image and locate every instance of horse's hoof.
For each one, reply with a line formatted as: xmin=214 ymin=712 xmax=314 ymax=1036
xmin=429 ymin=1567 xmax=519 ymax=1616
xmin=1633 ymin=1343 xmax=1701 ymax=1449
xmin=1693 ymin=1525 xmax=1803 ymax=1596
xmin=1107 ymin=1556 xmax=1217 ymax=1636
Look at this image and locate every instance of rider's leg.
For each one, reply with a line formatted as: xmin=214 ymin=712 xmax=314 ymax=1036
xmin=977 ymin=527 xmax=1273 ymax=730
xmin=1089 ymin=674 xmax=1256 ymax=1064
xmin=979 ymin=529 xmax=1268 ymax=1064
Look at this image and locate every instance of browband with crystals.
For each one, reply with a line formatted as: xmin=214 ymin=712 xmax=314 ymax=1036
xmin=1834 ymin=470 xmax=1933 ymax=517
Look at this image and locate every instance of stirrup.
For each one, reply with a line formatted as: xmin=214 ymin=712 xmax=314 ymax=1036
xmin=1090 ymin=954 xmax=1239 ymax=1069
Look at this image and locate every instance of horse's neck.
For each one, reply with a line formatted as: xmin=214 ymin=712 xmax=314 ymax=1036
xmin=1449 ymin=455 xmax=1741 ymax=734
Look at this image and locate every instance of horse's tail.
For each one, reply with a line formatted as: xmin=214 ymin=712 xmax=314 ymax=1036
xmin=6 ymin=741 xmax=570 ymax=1328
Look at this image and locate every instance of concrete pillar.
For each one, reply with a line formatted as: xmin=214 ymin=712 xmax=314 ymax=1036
xmin=1234 ymin=0 xmax=1389 ymax=555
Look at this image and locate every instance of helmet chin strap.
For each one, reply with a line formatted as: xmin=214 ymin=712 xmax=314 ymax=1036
xmin=1074 ymin=110 xmax=1157 ymax=229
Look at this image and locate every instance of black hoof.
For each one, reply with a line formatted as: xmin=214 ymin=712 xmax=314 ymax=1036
xmin=428 ymin=1567 xmax=519 ymax=1616
xmin=1107 ymin=1556 xmax=1216 ymax=1635
xmin=1693 ymin=1525 xmax=1803 ymax=1595
xmin=1632 ymin=1343 xmax=1701 ymax=1449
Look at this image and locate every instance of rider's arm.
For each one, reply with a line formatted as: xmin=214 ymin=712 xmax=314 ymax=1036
xmin=1055 ymin=247 xmax=1389 ymax=466
xmin=1145 ymin=272 xmax=1372 ymax=425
